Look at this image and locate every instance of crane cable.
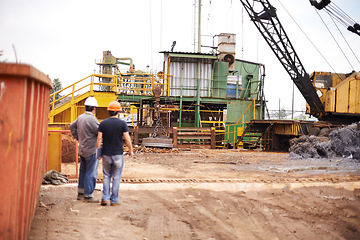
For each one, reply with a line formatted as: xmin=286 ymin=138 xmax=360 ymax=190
xmin=309 ymin=0 xmax=360 ymax=36
xmin=327 ymin=12 xmax=360 ymax=68
xmin=325 ymin=4 xmax=351 ymax=28
xmin=325 ymin=2 xmax=359 ymax=34
xmin=314 ymin=9 xmax=355 ymax=70
xmin=276 ymin=0 xmax=337 ymax=73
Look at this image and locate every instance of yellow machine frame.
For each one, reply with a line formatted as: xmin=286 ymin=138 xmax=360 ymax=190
xmin=49 ymin=72 xmax=171 ymax=124
xmin=307 ymin=71 xmax=360 ymax=118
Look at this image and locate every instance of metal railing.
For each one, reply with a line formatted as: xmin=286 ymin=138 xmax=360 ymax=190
xmin=215 ymin=99 xmax=257 ymax=148
xmin=125 ymin=106 xmax=226 ymax=128
xmin=47 ymin=129 xmax=79 ymax=179
xmin=49 ymin=72 xmax=171 ymax=113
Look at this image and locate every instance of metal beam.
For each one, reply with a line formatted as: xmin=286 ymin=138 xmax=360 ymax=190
xmin=166 ymin=53 xmax=217 ymax=59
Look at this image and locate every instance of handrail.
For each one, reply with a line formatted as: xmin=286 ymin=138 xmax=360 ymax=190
xmin=49 ymin=72 xmax=172 ymax=115
xmin=214 ymin=99 xmax=257 ymax=148
xmin=235 ymin=99 xmax=255 ymax=125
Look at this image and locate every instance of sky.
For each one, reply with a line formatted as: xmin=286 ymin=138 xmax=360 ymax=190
xmin=1 ymin=0 xmax=359 ymax=117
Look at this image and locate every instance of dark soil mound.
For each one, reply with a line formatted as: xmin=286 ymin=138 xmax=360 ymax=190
xmin=289 ymin=123 xmax=360 ymax=159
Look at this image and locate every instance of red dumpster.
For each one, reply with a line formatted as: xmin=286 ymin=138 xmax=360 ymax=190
xmin=0 ymin=63 xmax=52 ymax=240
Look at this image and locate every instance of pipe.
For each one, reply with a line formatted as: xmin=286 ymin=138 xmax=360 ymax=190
xmin=198 ymin=0 xmax=201 ymax=53
xmin=116 ymin=57 xmax=134 ymax=70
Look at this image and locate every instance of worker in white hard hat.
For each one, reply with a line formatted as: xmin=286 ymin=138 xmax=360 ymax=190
xmin=70 ymin=96 xmax=100 ymax=202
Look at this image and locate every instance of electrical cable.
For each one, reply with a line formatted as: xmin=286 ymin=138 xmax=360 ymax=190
xmin=227 ymin=0 xmax=234 ymax=33
xmin=242 ymin=62 xmax=258 ymax=74
xmin=241 ymin=6 xmax=244 ymax=59
xmin=149 ymin=0 xmax=154 ymax=70
xmin=205 ymin=0 xmax=212 ymax=49
xmin=192 ymin=0 xmax=198 ymax=52
xmin=160 ymin=0 xmax=162 ymax=51
xmin=259 ymin=65 xmax=270 ymax=119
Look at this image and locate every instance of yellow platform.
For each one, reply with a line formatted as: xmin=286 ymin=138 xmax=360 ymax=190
xmin=49 ymin=73 xmax=170 ymax=125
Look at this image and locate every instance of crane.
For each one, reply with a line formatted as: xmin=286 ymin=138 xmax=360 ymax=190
xmin=238 ymin=0 xmax=360 ymax=122
xmin=239 ymin=0 xmax=325 ymax=119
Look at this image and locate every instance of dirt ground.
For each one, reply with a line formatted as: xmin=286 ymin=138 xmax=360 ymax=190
xmin=28 ymin=149 xmax=360 ymax=240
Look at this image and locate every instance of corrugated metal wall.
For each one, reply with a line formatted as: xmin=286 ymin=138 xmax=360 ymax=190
xmin=0 ymin=63 xmax=52 ymax=240
xmin=169 ymin=61 xmax=213 ymax=97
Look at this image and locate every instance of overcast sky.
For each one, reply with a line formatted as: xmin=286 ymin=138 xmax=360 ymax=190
xmin=1 ymin=0 xmax=359 ymax=115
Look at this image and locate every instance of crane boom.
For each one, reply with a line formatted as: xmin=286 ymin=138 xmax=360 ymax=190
xmin=239 ymin=0 xmax=325 ymax=119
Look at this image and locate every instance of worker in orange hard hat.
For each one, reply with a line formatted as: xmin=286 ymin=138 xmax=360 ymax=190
xmin=107 ymin=100 xmax=122 ymax=112
xmin=96 ymin=100 xmax=133 ymax=206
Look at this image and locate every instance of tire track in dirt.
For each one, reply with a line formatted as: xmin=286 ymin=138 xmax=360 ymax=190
xmin=30 ymin=183 xmax=360 ymax=240
xmin=31 ymin=150 xmax=360 ymax=240
xmin=239 ymin=186 xmax=360 ymax=240
xmin=68 ymin=176 xmax=360 ymax=184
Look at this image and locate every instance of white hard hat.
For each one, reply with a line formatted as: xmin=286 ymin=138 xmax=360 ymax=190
xmin=84 ymin=97 xmax=98 ymax=107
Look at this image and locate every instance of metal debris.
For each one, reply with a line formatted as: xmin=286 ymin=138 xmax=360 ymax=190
xmin=132 ymin=145 xmax=180 ymax=153
xmin=42 ymin=170 xmax=69 ymax=185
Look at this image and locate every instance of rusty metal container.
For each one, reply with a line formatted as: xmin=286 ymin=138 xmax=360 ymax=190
xmin=0 ymin=63 xmax=52 ymax=240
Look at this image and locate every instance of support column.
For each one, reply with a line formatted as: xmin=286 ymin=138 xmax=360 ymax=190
xmin=195 ymin=60 xmax=201 ymax=128
xmin=140 ymin=99 xmax=143 ymax=126
xmin=195 ymin=0 xmax=202 ymax=128
xmin=179 ymin=63 xmax=184 ymax=127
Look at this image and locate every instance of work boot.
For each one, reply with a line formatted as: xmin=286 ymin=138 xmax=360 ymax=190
xmin=77 ymin=193 xmax=84 ymax=200
xmin=101 ymin=200 xmax=109 ymax=206
xmin=84 ymin=196 xmax=99 ymax=203
xmin=110 ymin=202 xmax=120 ymax=206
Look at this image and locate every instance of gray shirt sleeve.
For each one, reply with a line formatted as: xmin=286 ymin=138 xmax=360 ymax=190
xmin=69 ymin=119 xmax=79 ymax=140
xmin=75 ymin=113 xmax=99 ymax=157
xmin=89 ymin=118 xmax=100 ymax=136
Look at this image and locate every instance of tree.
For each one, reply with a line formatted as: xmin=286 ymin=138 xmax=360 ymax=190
xmin=273 ymin=109 xmax=287 ymax=119
xmin=50 ymin=78 xmax=63 ymax=101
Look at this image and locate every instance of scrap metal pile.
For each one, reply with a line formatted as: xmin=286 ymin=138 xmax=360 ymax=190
xmin=42 ymin=170 xmax=69 ymax=185
xmin=289 ymin=122 xmax=360 ymax=160
xmin=129 ymin=145 xmax=180 ymax=154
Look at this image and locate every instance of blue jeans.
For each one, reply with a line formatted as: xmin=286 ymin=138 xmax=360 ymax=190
xmin=78 ymin=154 xmax=99 ymax=198
xmin=101 ymin=154 xmax=124 ymax=204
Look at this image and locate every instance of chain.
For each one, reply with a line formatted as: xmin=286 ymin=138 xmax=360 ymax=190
xmin=151 ymin=118 xmax=160 ymax=138
xmin=159 ymin=118 xmax=168 ymax=136
xmin=151 ymin=117 xmax=169 ymax=138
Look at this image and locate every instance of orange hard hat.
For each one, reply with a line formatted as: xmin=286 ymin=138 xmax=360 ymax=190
xmin=107 ymin=101 xmax=122 ymax=111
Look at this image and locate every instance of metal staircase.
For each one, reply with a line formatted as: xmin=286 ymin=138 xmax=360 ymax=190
xmin=237 ymin=121 xmax=272 ymax=149
xmin=49 ymin=73 xmax=170 ymax=125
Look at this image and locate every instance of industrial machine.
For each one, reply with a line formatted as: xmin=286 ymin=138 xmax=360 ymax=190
xmin=239 ymin=0 xmax=360 ymax=123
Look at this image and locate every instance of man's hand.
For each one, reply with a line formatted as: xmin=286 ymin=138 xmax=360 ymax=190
xmin=123 ymin=132 xmax=134 ymax=158
xmin=96 ymin=132 xmax=103 ymax=149
xmin=128 ymin=150 xmax=134 ymax=157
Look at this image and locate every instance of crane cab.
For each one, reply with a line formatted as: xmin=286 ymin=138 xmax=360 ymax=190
xmin=306 ymin=71 xmax=360 ymax=122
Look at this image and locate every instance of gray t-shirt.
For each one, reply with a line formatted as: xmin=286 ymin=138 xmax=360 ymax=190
xmin=70 ymin=112 xmax=99 ymax=157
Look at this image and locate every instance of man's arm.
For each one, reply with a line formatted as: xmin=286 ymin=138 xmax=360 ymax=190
xmin=90 ymin=119 xmax=100 ymax=136
xmin=69 ymin=119 xmax=78 ymax=140
xmin=123 ymin=132 xmax=134 ymax=157
xmin=96 ymin=132 xmax=103 ymax=149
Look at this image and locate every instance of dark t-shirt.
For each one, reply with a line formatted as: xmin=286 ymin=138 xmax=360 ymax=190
xmin=98 ymin=117 xmax=129 ymax=156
